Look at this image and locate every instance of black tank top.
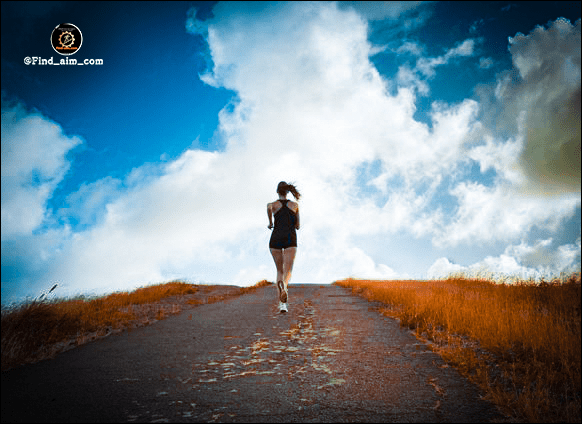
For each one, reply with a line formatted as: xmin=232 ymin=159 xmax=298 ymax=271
xmin=273 ymin=200 xmax=296 ymax=232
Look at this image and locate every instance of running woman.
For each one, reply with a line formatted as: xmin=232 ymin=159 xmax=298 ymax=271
xmin=267 ymin=182 xmax=300 ymax=313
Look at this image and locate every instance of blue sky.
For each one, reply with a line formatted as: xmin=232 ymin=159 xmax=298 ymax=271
xmin=2 ymin=1 xmax=580 ymax=304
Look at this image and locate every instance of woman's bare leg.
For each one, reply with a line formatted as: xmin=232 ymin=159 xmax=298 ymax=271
xmin=282 ymin=247 xmax=297 ymax=290
xmin=270 ymin=248 xmax=287 ymax=305
xmin=270 ymin=248 xmax=284 ymax=284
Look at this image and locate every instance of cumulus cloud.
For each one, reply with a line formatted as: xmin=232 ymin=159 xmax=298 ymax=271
xmin=482 ymin=18 xmax=581 ymax=192
xmin=428 ymin=238 xmax=581 ymax=281
xmin=338 ymin=1 xmax=424 ymax=21
xmin=59 ymin=176 xmax=122 ymax=228
xmin=433 ymin=122 xmax=579 ymax=248
xmin=1 ymin=96 xmax=81 ymax=300
xmin=435 ymin=178 xmax=579 ymax=247
xmin=2 ymin=3 xmax=579 ymax=302
xmin=426 ymin=257 xmax=464 ymax=279
xmin=36 ymin=1 xmax=460 ymax=294
xmin=442 ymin=18 xmax=582 ymax=246
xmin=1 ymin=96 xmax=82 ymax=237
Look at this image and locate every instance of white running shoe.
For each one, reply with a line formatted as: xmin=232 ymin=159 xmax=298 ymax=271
xmin=279 ymin=302 xmax=288 ymax=313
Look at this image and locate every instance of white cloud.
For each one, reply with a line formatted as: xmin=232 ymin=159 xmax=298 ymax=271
xmin=1 ymin=97 xmax=82 ymax=237
xmin=428 ymin=238 xmax=581 ymax=281
xmin=486 ymin=18 xmax=581 ymax=192
xmin=339 ymin=1 xmax=424 ymax=21
xmin=467 ymin=134 xmax=524 ymax=185
xmin=507 ymin=238 xmax=581 ymax=275
xmin=416 ymin=39 xmax=476 ymax=78
xmin=2 ymin=4 xmax=579 ymax=303
xmin=427 ymin=257 xmax=464 ymax=279
xmin=435 ymin=180 xmax=579 ymax=247
xmin=395 ymin=38 xmax=477 ymax=97
xmin=60 ymin=176 xmax=122 ymax=228
xmin=396 ymin=64 xmax=429 ymax=95
xmin=440 ymin=18 xmax=582 ymax=247
xmin=395 ymin=41 xmax=424 ymax=56
xmin=38 ymin=1 xmax=448 ymax=293
xmin=479 ymin=57 xmax=494 ymax=69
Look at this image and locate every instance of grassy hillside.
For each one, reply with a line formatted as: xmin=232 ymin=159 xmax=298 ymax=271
xmin=334 ymin=273 xmax=581 ymax=423
xmin=1 ymin=280 xmax=272 ymax=372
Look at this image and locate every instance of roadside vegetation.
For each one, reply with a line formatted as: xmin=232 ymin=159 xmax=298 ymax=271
xmin=334 ymin=273 xmax=581 ymax=423
xmin=1 ymin=280 xmax=272 ymax=372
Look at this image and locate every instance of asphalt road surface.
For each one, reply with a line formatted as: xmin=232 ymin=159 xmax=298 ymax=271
xmin=2 ymin=284 xmax=504 ymax=422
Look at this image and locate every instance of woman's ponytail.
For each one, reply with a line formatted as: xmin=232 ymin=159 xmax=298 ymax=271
xmin=277 ymin=181 xmax=301 ymax=200
xmin=287 ymin=183 xmax=301 ymax=200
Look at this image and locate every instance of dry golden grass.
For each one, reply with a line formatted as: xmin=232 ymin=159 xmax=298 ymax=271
xmin=1 ymin=280 xmax=273 ymax=372
xmin=334 ymin=273 xmax=581 ymax=423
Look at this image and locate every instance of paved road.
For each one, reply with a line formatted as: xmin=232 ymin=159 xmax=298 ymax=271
xmin=2 ymin=284 xmax=503 ymax=422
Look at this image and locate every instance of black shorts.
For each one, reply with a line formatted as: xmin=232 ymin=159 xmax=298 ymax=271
xmin=269 ymin=230 xmax=297 ymax=249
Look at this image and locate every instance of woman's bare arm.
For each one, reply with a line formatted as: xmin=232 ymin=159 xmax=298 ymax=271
xmin=267 ymin=203 xmax=274 ymax=229
xmin=295 ymin=207 xmax=300 ymax=230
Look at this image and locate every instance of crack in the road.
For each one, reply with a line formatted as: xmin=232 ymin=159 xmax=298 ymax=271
xmin=189 ymin=299 xmax=344 ymax=392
